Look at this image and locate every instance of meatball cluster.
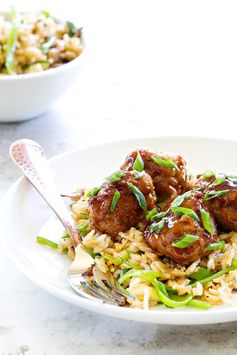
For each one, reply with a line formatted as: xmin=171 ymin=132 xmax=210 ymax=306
xmin=88 ymin=149 xmax=237 ymax=265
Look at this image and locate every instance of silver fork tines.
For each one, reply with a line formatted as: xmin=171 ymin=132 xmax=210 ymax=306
xmin=91 ymin=280 xmax=125 ymax=303
xmin=102 ymin=279 xmax=135 ymax=300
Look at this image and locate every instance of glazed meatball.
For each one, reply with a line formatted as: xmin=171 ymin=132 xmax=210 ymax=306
xmin=195 ymin=173 xmax=237 ymax=232
xmin=89 ymin=170 xmax=156 ymax=238
xmin=144 ymin=191 xmax=218 ymax=265
xmin=121 ymin=149 xmax=187 ymax=203
xmin=191 ymin=171 xmax=216 ymax=191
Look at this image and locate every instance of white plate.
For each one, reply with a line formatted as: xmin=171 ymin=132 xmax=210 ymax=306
xmin=1 ymin=136 xmax=237 ymax=325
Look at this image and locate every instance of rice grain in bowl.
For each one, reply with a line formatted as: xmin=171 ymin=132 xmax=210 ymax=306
xmin=0 ymin=9 xmax=84 ymax=122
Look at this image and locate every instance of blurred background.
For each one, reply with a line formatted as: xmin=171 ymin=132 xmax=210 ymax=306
xmin=2 ymin=1 xmax=237 ymax=127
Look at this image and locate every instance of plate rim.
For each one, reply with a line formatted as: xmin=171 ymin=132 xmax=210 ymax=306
xmin=2 ymin=135 xmax=237 ymax=324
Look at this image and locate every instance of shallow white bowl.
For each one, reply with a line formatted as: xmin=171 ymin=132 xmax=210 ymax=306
xmin=1 ymin=136 xmax=237 ymax=324
xmin=0 ymin=15 xmax=84 ymax=122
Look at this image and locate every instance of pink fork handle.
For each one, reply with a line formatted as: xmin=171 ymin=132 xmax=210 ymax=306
xmin=9 ymin=139 xmax=81 ymax=246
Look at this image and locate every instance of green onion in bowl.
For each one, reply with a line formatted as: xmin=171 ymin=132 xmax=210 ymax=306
xmin=5 ymin=7 xmax=19 ymax=73
xmin=172 ymin=234 xmax=199 ymax=248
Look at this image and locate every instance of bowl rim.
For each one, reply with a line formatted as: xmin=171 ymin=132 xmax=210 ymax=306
xmin=0 ymin=11 xmax=85 ymax=81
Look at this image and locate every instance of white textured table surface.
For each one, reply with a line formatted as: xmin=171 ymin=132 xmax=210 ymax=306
xmin=1 ymin=1 xmax=237 ymax=354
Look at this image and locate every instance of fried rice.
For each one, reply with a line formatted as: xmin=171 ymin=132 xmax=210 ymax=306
xmin=0 ymin=9 xmax=83 ymax=74
xmin=56 ymin=192 xmax=237 ymax=309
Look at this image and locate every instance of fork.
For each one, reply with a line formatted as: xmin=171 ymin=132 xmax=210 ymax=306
xmin=9 ymin=139 xmax=129 ymax=306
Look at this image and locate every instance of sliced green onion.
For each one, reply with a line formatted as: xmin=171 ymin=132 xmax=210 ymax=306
xmin=192 ymin=269 xmax=228 ymax=287
xmin=157 ymin=200 xmax=167 ymax=209
xmin=204 ymin=190 xmax=230 ymax=200
xmin=189 ymin=267 xmax=213 ymax=280
xmin=41 ymin=35 xmax=56 ymax=53
xmin=118 ymin=269 xmax=160 ymax=285
xmin=120 ymin=268 xmax=131 ymax=278
xmin=78 ymin=221 xmax=89 ymax=237
xmin=37 ymin=236 xmax=68 ymax=254
xmin=36 ymin=236 xmax=58 ymax=249
xmin=170 ymin=191 xmax=192 ymax=208
xmin=22 ymin=60 xmax=50 ymax=70
xmin=172 ymin=207 xmax=199 ymax=221
xmin=172 ymin=234 xmax=199 ymax=249
xmin=205 ymin=240 xmax=225 ymax=251
xmin=192 ymin=260 xmax=237 ymax=287
xmin=170 ymin=294 xmax=212 ymax=309
xmin=36 ymin=60 xmax=50 ymax=69
xmin=126 ymin=182 xmax=147 ymax=211
xmin=103 ymin=254 xmax=123 ymax=266
xmin=61 ymin=233 xmax=70 ymax=239
xmin=151 ymin=279 xmax=193 ymax=308
xmin=203 ymin=169 xmax=216 ymax=179
xmin=169 ymin=294 xmax=211 ymax=309
xmin=164 ymin=285 xmax=177 ymax=295
xmin=169 ymin=294 xmax=194 ymax=303
xmin=106 ymin=170 xmax=124 ymax=183
xmin=150 ymin=210 xmax=169 ymax=221
xmin=121 ymin=249 xmax=131 ymax=260
xmin=103 ymin=254 xmax=142 ymax=270
xmin=213 ymin=175 xmax=225 ymax=187
xmin=110 ymin=191 xmax=121 ymax=212
xmin=158 ymin=280 xmax=169 ymax=297
xmin=187 ymin=299 xmax=212 ymax=309
xmin=85 ymin=247 xmax=97 ymax=258
xmin=146 ymin=208 xmax=158 ymax=221
xmin=67 ymin=21 xmax=77 ymax=37
xmin=200 ymin=209 xmax=213 ymax=234
xmin=149 ymin=209 xmax=170 ymax=221
xmin=119 ymin=270 xmax=208 ymax=309
xmin=149 ymin=220 xmax=165 ymax=234
xmin=79 ymin=213 xmax=89 ymax=219
xmin=5 ymin=7 xmax=19 ymax=73
xmin=133 ymin=152 xmax=144 ymax=172
xmin=86 ymin=186 xmax=100 ymax=197
xmin=122 ymin=260 xmax=143 ymax=270
xmin=152 ymin=156 xmax=178 ymax=170
xmin=41 ymin=10 xmax=51 ymax=18
xmin=232 ymin=259 xmax=237 ymax=268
